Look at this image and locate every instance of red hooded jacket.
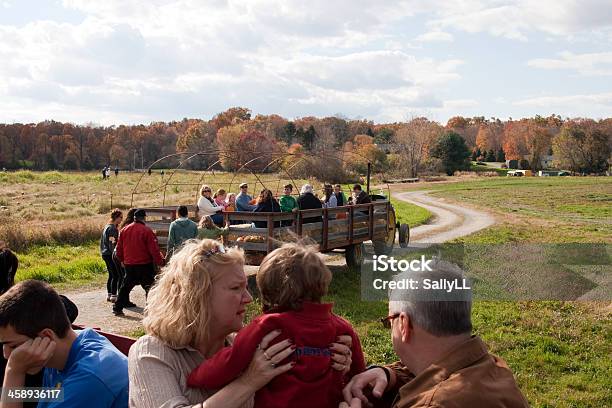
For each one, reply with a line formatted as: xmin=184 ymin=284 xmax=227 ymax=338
xmin=188 ymin=302 xmax=366 ymax=408
xmin=116 ymin=221 xmax=163 ymax=266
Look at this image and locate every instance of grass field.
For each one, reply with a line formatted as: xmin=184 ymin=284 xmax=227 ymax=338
xmin=388 ymin=175 xmax=611 ymax=407
xmin=424 ymin=176 xmax=611 ymax=243
xmin=3 ymin=171 xmax=610 ymax=407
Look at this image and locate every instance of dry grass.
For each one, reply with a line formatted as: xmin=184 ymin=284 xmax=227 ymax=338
xmin=0 ymin=170 xmax=351 ymax=251
xmin=0 ymin=219 xmax=104 ymax=252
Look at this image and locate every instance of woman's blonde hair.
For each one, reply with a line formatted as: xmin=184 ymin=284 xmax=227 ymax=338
xmin=256 ymin=242 xmax=331 ymax=313
xmin=198 ymin=216 xmax=213 ymax=229
xmin=143 ymin=239 xmax=244 ymax=348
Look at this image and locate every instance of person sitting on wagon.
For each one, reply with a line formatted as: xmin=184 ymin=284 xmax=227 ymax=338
xmin=279 ymin=184 xmax=298 ymax=213
xmin=197 ymin=184 xmax=224 ymax=226
xmin=214 ymin=189 xmax=229 ymax=210
xmin=322 ymin=184 xmax=338 ymax=208
xmin=198 ymin=215 xmax=229 ymax=241
xmin=236 ymin=183 xmax=257 ymax=212
xmin=279 ymin=184 xmax=298 ymax=226
xmin=297 ymin=184 xmax=322 ymax=224
xmin=166 ymin=205 xmax=198 ymax=260
xmin=226 ymin=193 xmax=237 ymax=212
xmin=349 ymin=184 xmax=371 ymax=216
xmin=350 ymin=184 xmax=371 ymax=205
xmin=334 ymin=184 xmax=347 ymax=206
xmin=253 ymin=189 xmax=281 ymax=229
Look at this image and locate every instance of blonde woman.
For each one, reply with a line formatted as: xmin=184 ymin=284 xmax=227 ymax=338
xmin=197 ymin=184 xmax=224 ymax=226
xmin=128 ymin=239 xmax=294 ymax=408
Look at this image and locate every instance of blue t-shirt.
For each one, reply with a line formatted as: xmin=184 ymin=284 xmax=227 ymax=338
xmin=38 ymin=329 xmax=128 ymax=408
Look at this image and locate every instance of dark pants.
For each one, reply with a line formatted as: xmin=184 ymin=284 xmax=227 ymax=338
xmin=114 ymin=263 xmax=156 ymax=311
xmin=211 ymin=213 xmax=224 ymax=227
xmin=103 ymin=255 xmax=122 ymax=295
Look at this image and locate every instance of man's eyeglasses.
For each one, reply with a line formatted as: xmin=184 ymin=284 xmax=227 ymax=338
xmin=380 ymin=313 xmax=400 ymax=329
xmin=203 ymin=189 xmax=211 ymax=193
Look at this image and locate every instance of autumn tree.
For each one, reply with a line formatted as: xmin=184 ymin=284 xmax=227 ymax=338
xmin=394 ymin=118 xmax=442 ymax=177
xmin=212 ymin=107 xmax=251 ymax=130
xmin=553 ymin=120 xmax=610 ymax=174
xmin=176 ymin=121 xmax=218 ymax=169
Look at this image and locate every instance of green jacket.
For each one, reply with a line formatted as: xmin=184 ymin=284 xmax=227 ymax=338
xmin=197 ymin=226 xmax=229 ymax=240
xmin=167 ymin=218 xmax=198 ymax=256
xmin=279 ymin=195 xmax=298 ymax=212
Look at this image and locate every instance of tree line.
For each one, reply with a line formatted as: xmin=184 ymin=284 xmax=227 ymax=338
xmin=0 ymin=109 xmax=609 ymax=176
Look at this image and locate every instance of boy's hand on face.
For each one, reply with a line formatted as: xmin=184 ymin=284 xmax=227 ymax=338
xmin=7 ymin=337 xmax=56 ymax=375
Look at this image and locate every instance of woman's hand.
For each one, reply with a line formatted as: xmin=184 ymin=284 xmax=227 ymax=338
xmin=330 ymin=335 xmax=353 ymax=374
xmin=237 ymin=330 xmax=295 ymax=391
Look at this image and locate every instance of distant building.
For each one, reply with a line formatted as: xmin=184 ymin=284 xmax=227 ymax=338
xmin=538 ymin=155 xmax=555 ymax=169
xmin=506 ymin=155 xmax=556 ymax=170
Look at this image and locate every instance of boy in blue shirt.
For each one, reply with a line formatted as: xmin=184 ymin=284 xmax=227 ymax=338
xmin=0 ymin=280 xmax=128 ymax=408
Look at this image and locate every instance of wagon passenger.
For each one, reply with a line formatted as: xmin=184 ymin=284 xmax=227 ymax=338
xmin=297 ymin=184 xmax=322 ymax=224
xmin=214 ymin=189 xmax=229 ymax=210
xmin=197 ymin=184 xmax=224 ymax=226
xmin=236 ymin=183 xmax=257 ymax=212
xmin=279 ymin=184 xmax=298 ymax=226
xmin=198 ymin=216 xmax=229 ymax=241
xmin=253 ymin=189 xmax=281 ymax=229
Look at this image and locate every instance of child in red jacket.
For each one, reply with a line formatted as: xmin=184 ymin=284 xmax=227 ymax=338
xmin=187 ymin=243 xmax=366 ymax=408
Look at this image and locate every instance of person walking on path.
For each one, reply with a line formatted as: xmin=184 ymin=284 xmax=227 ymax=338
xmin=113 ymin=209 xmax=164 ymax=316
xmin=100 ymin=209 xmax=123 ymax=303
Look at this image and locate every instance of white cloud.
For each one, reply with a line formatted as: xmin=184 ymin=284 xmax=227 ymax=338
xmin=514 ymin=92 xmax=612 ymax=118
xmin=0 ymin=1 xmax=611 ymax=124
xmin=528 ymin=51 xmax=612 ymax=76
xmin=427 ymin=0 xmax=612 ymax=40
xmin=0 ymin=1 xmax=468 ymax=124
xmin=415 ymin=31 xmax=454 ymax=42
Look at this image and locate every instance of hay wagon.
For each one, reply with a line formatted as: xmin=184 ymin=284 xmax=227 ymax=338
xmin=129 ymin=151 xmax=410 ymax=268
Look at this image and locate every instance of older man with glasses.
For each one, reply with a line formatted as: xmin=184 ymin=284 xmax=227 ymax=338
xmin=340 ymin=260 xmax=529 ymax=408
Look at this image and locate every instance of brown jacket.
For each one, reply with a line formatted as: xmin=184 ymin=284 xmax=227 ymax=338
xmin=386 ymin=336 xmax=529 ymax=408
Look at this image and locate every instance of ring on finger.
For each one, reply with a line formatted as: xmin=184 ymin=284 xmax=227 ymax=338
xmin=270 ymin=362 xmax=276 ymax=368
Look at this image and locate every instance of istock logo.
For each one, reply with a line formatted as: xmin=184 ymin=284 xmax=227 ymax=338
xmin=372 ymin=255 xmax=433 ymax=272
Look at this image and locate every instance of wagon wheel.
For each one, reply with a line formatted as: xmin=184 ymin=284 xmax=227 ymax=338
xmin=345 ymin=243 xmax=365 ymax=269
xmin=373 ymin=206 xmax=397 ymax=255
xmin=398 ymin=223 xmax=409 ymax=248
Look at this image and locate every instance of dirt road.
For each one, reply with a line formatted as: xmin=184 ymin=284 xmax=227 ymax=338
xmin=395 ymin=190 xmax=496 ymax=243
xmin=69 ymin=191 xmax=496 ymax=334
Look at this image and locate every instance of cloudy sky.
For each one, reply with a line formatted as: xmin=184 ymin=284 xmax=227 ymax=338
xmin=1 ymin=0 xmax=611 ymax=125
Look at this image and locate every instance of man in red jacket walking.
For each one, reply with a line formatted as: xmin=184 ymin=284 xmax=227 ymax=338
xmin=113 ymin=209 xmax=164 ymax=316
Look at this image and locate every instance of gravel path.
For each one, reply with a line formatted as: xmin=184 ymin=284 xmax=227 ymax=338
xmin=68 ymin=191 xmax=496 ymax=335
xmin=395 ymin=190 xmax=496 ymax=243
